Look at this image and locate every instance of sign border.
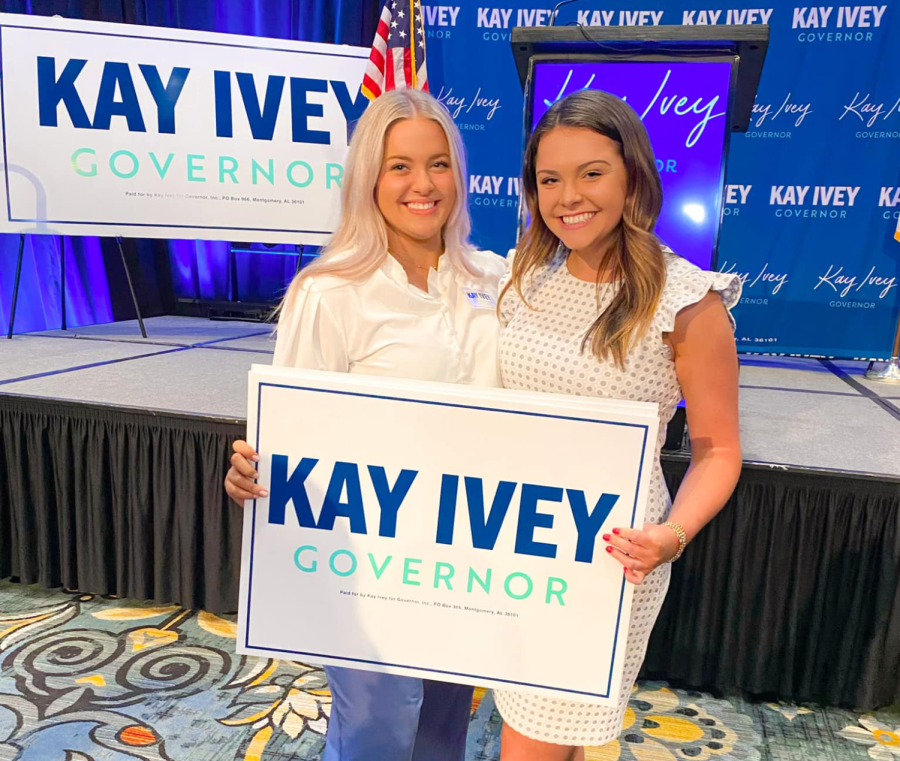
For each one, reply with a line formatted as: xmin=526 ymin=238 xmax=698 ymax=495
xmin=0 ymin=23 xmax=368 ymax=233
xmin=244 ymin=381 xmax=653 ymax=700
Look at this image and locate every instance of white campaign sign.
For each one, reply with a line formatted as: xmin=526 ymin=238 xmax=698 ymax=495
xmin=0 ymin=14 xmax=368 ymax=243
xmin=238 ymin=366 xmax=660 ymax=704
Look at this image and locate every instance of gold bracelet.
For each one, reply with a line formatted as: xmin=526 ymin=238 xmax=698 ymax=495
xmin=663 ymin=521 xmax=688 ymax=562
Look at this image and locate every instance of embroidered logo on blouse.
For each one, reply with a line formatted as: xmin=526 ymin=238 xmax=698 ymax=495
xmin=463 ymin=290 xmax=496 ymax=310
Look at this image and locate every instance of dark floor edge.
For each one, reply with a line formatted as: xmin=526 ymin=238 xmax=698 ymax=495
xmin=738 ymin=384 xmax=860 ymax=397
xmin=19 ymin=330 xmax=274 ymax=351
xmin=192 ymin=330 xmax=273 ymax=347
xmin=18 ymin=333 xmax=192 ymax=349
xmin=819 ymin=359 xmax=900 ymax=422
xmin=17 ymin=333 xmax=275 ymax=356
xmin=0 ymin=347 xmax=189 ymax=387
xmin=195 ymin=345 xmax=275 ymax=355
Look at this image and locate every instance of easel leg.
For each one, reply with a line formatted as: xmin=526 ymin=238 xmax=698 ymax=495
xmin=115 ymin=236 xmax=147 ymax=339
xmin=230 ymin=247 xmax=240 ymax=303
xmin=60 ymin=236 xmax=67 ymax=331
xmin=295 ymin=245 xmax=305 ymax=277
xmin=6 ymin=233 xmax=26 ymax=339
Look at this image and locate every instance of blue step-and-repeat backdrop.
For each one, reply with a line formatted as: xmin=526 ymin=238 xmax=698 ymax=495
xmin=424 ymin=1 xmax=900 ymax=359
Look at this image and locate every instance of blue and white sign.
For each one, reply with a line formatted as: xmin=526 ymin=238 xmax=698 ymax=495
xmin=0 ymin=13 xmax=368 ymax=244
xmin=237 ymin=366 xmax=659 ymax=703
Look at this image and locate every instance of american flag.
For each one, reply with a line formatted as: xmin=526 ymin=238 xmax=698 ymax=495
xmin=362 ymin=0 xmax=429 ymax=100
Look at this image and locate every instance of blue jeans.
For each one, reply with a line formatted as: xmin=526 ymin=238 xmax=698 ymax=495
xmin=322 ymin=665 xmax=474 ymax=761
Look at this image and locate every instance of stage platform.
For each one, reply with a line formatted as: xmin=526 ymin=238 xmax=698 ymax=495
xmin=1 ymin=316 xmax=898 ymax=475
xmin=1 ymin=316 xmax=898 ymax=711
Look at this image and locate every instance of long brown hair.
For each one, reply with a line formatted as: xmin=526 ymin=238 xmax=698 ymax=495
xmin=500 ymin=89 xmax=667 ymax=369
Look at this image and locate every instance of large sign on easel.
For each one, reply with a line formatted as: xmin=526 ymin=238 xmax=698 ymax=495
xmin=0 ymin=14 xmax=368 ymax=244
xmin=238 ymin=366 xmax=659 ymax=704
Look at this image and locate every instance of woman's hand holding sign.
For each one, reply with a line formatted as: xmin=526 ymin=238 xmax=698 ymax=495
xmin=603 ymin=524 xmax=682 ymax=585
xmin=225 ymin=439 xmax=268 ymax=506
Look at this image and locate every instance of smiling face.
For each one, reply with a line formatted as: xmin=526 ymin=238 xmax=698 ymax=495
xmin=375 ymin=116 xmax=458 ymax=253
xmin=534 ymin=126 xmax=628 ymax=259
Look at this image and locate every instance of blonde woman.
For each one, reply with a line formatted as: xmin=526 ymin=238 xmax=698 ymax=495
xmin=225 ymin=89 xmax=504 ymax=760
xmin=495 ymin=90 xmax=743 ymax=760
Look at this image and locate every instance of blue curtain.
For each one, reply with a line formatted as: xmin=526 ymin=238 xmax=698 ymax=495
xmin=0 ymin=0 xmax=379 ymax=334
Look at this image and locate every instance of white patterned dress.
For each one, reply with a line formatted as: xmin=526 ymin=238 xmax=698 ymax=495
xmin=493 ymin=248 xmax=741 ymax=747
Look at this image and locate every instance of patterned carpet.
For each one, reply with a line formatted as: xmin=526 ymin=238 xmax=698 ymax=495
xmin=0 ymin=580 xmax=898 ymax=761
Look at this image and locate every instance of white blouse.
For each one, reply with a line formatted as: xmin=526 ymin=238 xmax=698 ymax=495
xmin=273 ymin=249 xmax=506 ymax=387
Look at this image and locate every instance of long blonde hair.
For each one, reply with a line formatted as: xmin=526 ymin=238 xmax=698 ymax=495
xmin=280 ymin=89 xmax=479 ymax=315
xmin=500 ymin=90 xmax=667 ymax=369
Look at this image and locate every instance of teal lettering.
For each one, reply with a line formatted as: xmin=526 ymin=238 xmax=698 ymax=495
xmin=287 ymin=160 xmax=313 ymax=188
xmin=504 ymin=572 xmax=533 ymax=600
xmin=252 ymin=158 xmax=274 ymax=185
xmin=149 ymin=152 xmax=174 ymax=180
xmin=434 ymin=562 xmax=455 ymax=590
xmin=546 ymin=577 xmax=567 ymax=605
xmin=187 ymin=154 xmax=206 ymax=183
xmin=72 ymin=148 xmax=97 ymax=177
xmin=368 ymin=553 xmax=393 ymax=580
xmin=326 ymin=163 xmax=343 ymax=189
xmin=403 ymin=557 xmax=422 ymax=586
xmin=110 ymin=150 xmax=138 ymax=179
xmin=329 ymin=549 xmax=357 ymax=577
xmin=219 ymin=156 xmax=238 ymax=183
xmin=294 ymin=545 xmax=318 ymax=572
xmin=467 ymin=567 xmax=492 ymax=594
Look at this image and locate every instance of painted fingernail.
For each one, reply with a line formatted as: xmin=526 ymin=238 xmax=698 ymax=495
xmin=259 ymin=490 xmax=268 ymax=497
xmin=612 ymin=528 xmax=621 ymax=535
xmin=602 ymin=534 xmax=611 ymax=542
xmin=606 ymin=546 xmax=613 ymax=553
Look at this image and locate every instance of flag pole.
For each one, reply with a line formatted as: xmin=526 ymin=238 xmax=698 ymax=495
xmin=409 ymin=0 xmax=417 ymax=88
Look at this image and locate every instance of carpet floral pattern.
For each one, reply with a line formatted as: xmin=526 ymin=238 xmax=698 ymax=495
xmin=0 ymin=581 xmax=897 ymax=761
